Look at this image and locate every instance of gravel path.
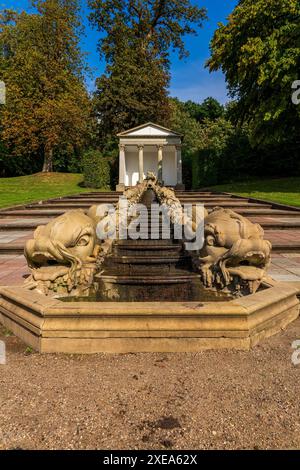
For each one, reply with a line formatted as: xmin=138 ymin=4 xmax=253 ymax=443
xmin=0 ymin=319 xmax=300 ymax=450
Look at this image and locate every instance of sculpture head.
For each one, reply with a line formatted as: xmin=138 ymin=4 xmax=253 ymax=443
xmin=145 ymin=171 xmax=157 ymax=184
xmin=198 ymin=207 xmax=272 ymax=294
xmin=24 ymin=210 xmax=98 ymax=296
xmin=25 ymin=210 xmax=96 ymax=271
xmin=204 ymin=207 xmax=264 ymax=248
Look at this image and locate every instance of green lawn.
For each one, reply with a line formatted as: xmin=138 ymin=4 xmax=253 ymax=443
xmin=209 ymin=177 xmax=300 ymax=208
xmin=0 ymin=172 xmax=102 ymax=209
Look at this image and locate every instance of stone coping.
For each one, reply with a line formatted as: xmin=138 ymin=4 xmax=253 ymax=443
xmin=0 ymin=282 xmax=299 ymax=353
xmin=0 ymin=282 xmax=298 ymax=316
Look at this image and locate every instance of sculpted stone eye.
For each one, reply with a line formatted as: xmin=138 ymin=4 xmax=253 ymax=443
xmin=77 ymin=237 xmax=89 ymax=246
xmin=206 ymin=235 xmax=215 ymax=246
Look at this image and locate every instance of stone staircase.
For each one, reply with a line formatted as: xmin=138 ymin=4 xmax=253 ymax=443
xmin=0 ymin=190 xmax=300 ymax=257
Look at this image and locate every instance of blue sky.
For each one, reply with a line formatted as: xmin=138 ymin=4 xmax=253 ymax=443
xmin=2 ymin=0 xmax=237 ymax=104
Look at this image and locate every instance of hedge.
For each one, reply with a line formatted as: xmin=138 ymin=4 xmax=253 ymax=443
xmin=82 ymin=149 xmax=111 ymax=189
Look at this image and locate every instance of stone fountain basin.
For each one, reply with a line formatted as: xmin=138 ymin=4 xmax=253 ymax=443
xmin=0 ymin=282 xmax=299 ymax=353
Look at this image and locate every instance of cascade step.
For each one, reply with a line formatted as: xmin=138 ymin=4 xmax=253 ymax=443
xmin=1 ymin=207 xmax=299 ymax=219
xmin=116 ymin=238 xmax=181 ymax=246
xmin=22 ymin=202 xmax=273 ymax=211
xmin=108 ymin=253 xmax=189 ymax=264
xmin=97 ymin=273 xmax=200 ymax=284
xmin=95 ymin=272 xmax=226 ymax=302
xmin=3 ymin=216 xmax=300 ymax=231
xmin=232 ymin=209 xmax=299 ymax=216
xmin=114 ymin=247 xmax=183 ymax=257
xmin=59 ymin=195 xmax=234 ymax=201
xmin=97 ymin=188 xmax=196 ymax=297
xmin=115 ymin=241 xmax=183 ymax=251
xmin=49 ymin=200 xmax=119 ymax=205
xmin=0 ymin=210 xmax=67 ymax=217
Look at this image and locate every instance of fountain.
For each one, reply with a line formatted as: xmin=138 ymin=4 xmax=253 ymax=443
xmin=0 ymin=174 xmax=299 ymax=352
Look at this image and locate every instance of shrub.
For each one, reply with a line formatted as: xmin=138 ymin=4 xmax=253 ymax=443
xmin=82 ymin=149 xmax=111 ymax=189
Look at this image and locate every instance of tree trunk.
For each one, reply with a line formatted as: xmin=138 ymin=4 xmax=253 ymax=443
xmin=42 ymin=148 xmax=53 ymax=172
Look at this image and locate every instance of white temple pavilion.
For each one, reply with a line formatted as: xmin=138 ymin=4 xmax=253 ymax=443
xmin=116 ymin=122 xmax=184 ymax=190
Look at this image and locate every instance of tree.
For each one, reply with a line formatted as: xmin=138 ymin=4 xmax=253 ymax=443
xmin=169 ymin=97 xmax=257 ymax=188
xmin=89 ymin=0 xmax=207 ymax=140
xmin=0 ymin=0 xmax=91 ymax=172
xmin=169 ymin=97 xmax=203 ymax=187
xmin=193 ymin=117 xmax=254 ymax=187
xmin=184 ymin=97 xmax=224 ymax=123
xmin=169 ymin=98 xmax=203 ymax=153
xmin=93 ymin=40 xmax=171 ymax=144
xmin=207 ymin=0 xmax=300 ymax=148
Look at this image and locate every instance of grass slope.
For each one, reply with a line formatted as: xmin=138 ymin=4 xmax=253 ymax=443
xmin=210 ymin=177 xmax=300 ymax=208
xmin=0 ymin=173 xmax=102 ymax=209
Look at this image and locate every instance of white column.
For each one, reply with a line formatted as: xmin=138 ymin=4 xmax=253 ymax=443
xmin=176 ymin=144 xmax=182 ymax=185
xmin=157 ymin=144 xmax=163 ymax=183
xmin=0 ymin=81 xmax=6 ymax=105
xmin=138 ymin=144 xmax=144 ymax=183
xmin=118 ymin=144 xmax=126 ymax=188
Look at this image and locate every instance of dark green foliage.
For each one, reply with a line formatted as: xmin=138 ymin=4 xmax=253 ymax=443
xmin=192 ymin=119 xmax=255 ymax=188
xmin=0 ymin=143 xmax=85 ymax=177
xmin=169 ymin=97 xmax=203 ymax=188
xmin=208 ymin=0 xmax=300 ymax=151
xmin=183 ymin=97 xmax=224 ymax=123
xmin=191 ymin=116 xmax=300 ymax=189
xmin=93 ymin=46 xmax=171 ymax=139
xmin=170 ymin=97 xmax=226 ymax=189
xmin=107 ymin=153 xmax=119 ymax=190
xmin=53 ymin=148 xmax=83 ymax=174
xmin=0 ymin=142 xmax=43 ymax=177
xmin=4 ymin=155 xmax=44 ymax=177
xmin=82 ymin=149 xmax=111 ymax=189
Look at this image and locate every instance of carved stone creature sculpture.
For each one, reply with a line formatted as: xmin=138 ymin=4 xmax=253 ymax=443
xmin=153 ymin=185 xmax=183 ymax=227
xmin=24 ymin=210 xmax=99 ymax=296
xmin=124 ymin=181 xmax=147 ymax=207
xmin=146 ymin=171 xmax=157 ymax=183
xmin=88 ymin=203 xmax=117 ymax=269
xmin=197 ymin=207 xmax=272 ymax=295
xmin=154 ymin=185 xmax=207 ymax=236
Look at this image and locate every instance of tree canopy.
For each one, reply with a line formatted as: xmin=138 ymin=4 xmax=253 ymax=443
xmin=93 ymin=45 xmax=170 ymax=145
xmin=182 ymin=97 xmax=224 ymax=123
xmin=89 ymin=0 xmax=207 ymax=141
xmin=207 ymin=0 xmax=300 ymax=146
xmin=0 ymin=0 xmax=91 ymax=172
xmin=89 ymin=0 xmax=207 ymax=64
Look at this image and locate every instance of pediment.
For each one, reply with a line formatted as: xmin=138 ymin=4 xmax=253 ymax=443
xmin=117 ymin=122 xmax=181 ymax=138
